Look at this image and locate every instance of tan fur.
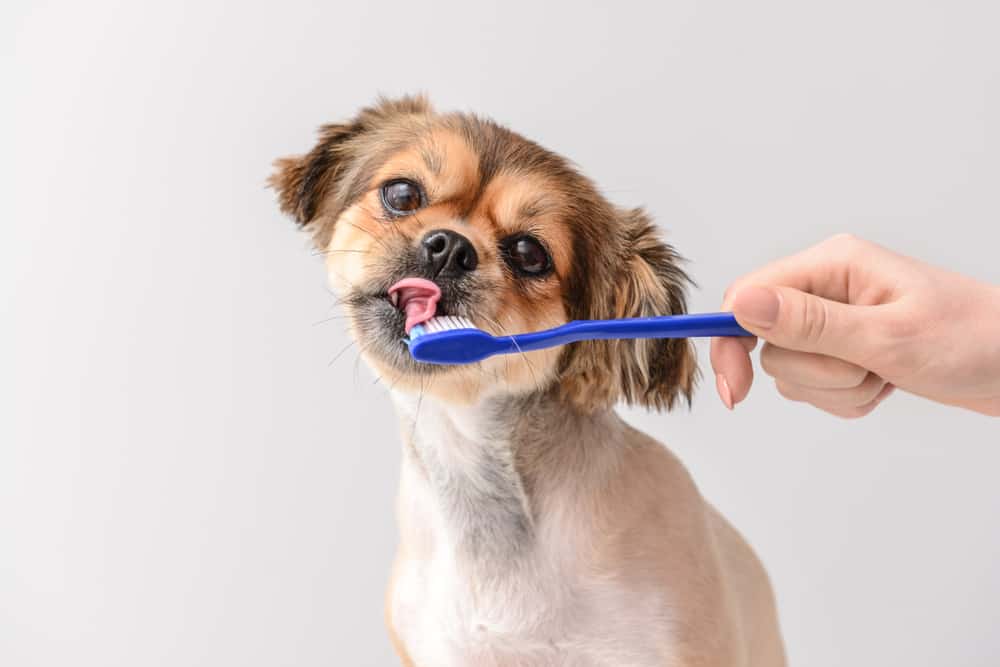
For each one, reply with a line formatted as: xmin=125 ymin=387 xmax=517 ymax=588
xmin=271 ymin=97 xmax=784 ymax=666
xmin=385 ymin=556 xmax=417 ymax=667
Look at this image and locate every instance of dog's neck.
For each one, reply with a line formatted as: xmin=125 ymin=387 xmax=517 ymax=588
xmin=389 ymin=387 xmax=623 ymax=566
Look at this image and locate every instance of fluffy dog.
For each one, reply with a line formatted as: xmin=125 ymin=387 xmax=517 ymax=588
xmin=271 ymin=96 xmax=785 ymax=667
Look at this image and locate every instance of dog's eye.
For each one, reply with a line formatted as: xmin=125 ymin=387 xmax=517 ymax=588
xmin=502 ymin=235 xmax=552 ymax=277
xmin=380 ymin=179 xmax=423 ymax=215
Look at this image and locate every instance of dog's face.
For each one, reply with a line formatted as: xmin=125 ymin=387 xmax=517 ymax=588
xmin=271 ymin=97 xmax=696 ymax=410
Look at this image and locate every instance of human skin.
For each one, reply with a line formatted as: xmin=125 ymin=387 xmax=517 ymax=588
xmin=710 ymin=234 xmax=1000 ymax=418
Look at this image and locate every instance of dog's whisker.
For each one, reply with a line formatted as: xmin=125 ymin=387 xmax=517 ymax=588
xmin=353 ymin=349 xmax=366 ymax=385
xmin=328 ymin=339 xmax=357 ymax=367
xmin=481 ymin=315 xmax=513 ymax=384
xmin=329 ymin=338 xmax=373 ymax=368
xmin=312 ymin=314 xmax=352 ymax=326
xmin=411 ymin=210 xmax=431 ymax=236
xmin=409 ymin=374 xmax=426 ymax=446
xmin=386 ymin=369 xmax=407 ymax=392
xmin=322 ymin=286 xmax=350 ymax=307
xmin=328 ymin=295 xmax=349 ymax=307
xmin=344 ymin=220 xmax=393 ymax=253
xmin=385 ymin=206 xmax=408 ymax=237
xmin=326 ymin=269 xmax=372 ymax=303
xmin=513 ymin=340 xmax=543 ymax=395
xmin=485 ymin=314 xmax=544 ymax=395
xmin=362 ymin=202 xmax=410 ymax=244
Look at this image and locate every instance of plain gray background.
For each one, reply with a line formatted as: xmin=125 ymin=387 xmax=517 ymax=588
xmin=4 ymin=1 xmax=999 ymax=665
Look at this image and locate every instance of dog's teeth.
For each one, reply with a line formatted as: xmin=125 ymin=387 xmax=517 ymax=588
xmin=390 ymin=292 xmax=399 ymax=307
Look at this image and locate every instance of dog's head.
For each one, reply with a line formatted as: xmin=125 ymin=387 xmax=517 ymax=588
xmin=270 ymin=96 xmax=697 ymax=411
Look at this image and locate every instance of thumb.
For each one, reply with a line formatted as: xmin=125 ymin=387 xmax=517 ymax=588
xmin=731 ymin=285 xmax=873 ymax=363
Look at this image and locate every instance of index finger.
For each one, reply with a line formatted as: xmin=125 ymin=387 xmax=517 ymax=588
xmin=721 ymin=234 xmax=903 ymax=310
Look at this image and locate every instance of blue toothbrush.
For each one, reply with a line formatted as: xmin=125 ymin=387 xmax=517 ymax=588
xmin=407 ymin=313 xmax=751 ymax=365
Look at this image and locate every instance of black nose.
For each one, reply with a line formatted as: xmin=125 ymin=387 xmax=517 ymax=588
xmin=420 ymin=229 xmax=478 ymax=277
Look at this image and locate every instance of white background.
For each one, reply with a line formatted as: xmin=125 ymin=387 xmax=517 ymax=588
xmin=4 ymin=1 xmax=999 ymax=665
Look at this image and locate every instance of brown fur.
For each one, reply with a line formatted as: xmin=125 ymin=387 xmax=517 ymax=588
xmin=270 ymin=97 xmax=784 ymax=667
xmin=558 ymin=207 xmax=697 ymax=411
xmin=269 ymin=96 xmax=697 ymax=412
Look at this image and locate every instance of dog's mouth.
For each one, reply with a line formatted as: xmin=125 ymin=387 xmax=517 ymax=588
xmin=387 ymin=278 xmax=441 ymax=334
xmin=344 ymin=272 xmax=484 ymax=375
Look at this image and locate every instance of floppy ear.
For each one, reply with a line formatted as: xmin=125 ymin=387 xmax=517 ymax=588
xmin=269 ymin=123 xmax=357 ymax=232
xmin=268 ymin=94 xmax=431 ymax=247
xmin=559 ymin=208 xmax=698 ymax=412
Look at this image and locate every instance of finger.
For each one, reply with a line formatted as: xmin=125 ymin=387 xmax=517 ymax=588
xmin=775 ymin=372 xmax=887 ymax=409
xmin=722 ymin=234 xmax=903 ymax=307
xmin=807 ymin=383 xmax=896 ymax=419
xmin=710 ymin=336 xmax=756 ymax=408
xmin=808 ymin=402 xmax=880 ymax=420
xmin=759 ymin=343 xmax=869 ymax=389
xmin=731 ymin=285 xmax=885 ymax=365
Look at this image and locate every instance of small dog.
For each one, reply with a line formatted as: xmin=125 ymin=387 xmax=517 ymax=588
xmin=271 ymin=96 xmax=785 ymax=667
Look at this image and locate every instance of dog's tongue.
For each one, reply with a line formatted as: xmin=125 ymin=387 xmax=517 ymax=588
xmin=388 ymin=278 xmax=442 ymax=334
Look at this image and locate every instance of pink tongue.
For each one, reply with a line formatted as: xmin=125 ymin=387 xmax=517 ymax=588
xmin=402 ymin=295 xmax=437 ymax=333
xmin=388 ymin=278 xmax=442 ymax=334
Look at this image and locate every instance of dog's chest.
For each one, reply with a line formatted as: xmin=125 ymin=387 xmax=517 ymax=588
xmin=388 ymin=398 xmax=674 ymax=665
xmin=390 ymin=543 xmax=669 ymax=667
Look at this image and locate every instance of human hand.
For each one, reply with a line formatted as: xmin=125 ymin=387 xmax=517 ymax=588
xmin=710 ymin=234 xmax=1000 ymax=417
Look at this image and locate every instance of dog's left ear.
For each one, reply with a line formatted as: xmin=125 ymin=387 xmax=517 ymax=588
xmin=559 ymin=208 xmax=698 ymax=411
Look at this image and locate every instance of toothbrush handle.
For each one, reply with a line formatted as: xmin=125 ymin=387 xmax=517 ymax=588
xmin=509 ymin=312 xmax=751 ymax=353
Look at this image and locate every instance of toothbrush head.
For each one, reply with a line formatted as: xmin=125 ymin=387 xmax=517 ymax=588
xmin=407 ymin=316 xmax=502 ymax=365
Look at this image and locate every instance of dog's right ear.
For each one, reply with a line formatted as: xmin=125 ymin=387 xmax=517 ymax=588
xmin=268 ymin=94 xmax=432 ymax=247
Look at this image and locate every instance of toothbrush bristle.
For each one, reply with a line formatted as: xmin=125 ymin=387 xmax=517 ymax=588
xmin=407 ymin=316 xmax=477 ymax=343
xmin=420 ymin=316 xmax=477 ymax=335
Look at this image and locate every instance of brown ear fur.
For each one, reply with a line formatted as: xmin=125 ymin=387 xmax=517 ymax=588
xmin=267 ymin=94 xmax=432 ymax=247
xmin=559 ymin=208 xmax=698 ymax=412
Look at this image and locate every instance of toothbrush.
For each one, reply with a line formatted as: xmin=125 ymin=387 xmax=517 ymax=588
xmin=407 ymin=313 xmax=751 ymax=365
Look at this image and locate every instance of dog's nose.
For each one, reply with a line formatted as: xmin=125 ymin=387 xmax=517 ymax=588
xmin=420 ymin=229 xmax=478 ymax=277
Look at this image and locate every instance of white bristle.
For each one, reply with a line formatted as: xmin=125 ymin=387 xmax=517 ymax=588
xmin=424 ymin=316 xmax=476 ymax=333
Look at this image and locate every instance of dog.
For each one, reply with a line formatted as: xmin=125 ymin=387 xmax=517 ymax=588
xmin=270 ymin=96 xmax=785 ymax=667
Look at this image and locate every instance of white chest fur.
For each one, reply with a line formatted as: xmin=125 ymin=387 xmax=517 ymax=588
xmin=389 ymin=485 xmax=672 ymax=666
xmin=387 ymin=393 xmax=677 ymax=667
xmin=391 ymin=555 xmax=672 ymax=666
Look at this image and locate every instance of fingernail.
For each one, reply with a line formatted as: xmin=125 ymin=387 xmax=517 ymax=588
xmin=733 ymin=286 xmax=781 ymax=329
xmin=716 ymin=374 xmax=734 ymax=410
